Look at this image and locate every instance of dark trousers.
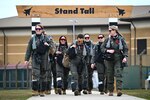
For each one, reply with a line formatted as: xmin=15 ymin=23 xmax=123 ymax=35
xmin=96 ymin=62 xmax=107 ymax=92
xmin=51 ymin=61 xmax=57 ymax=89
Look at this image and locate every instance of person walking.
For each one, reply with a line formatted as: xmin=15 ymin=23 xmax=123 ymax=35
xmin=48 ymin=37 xmax=58 ymax=94
xmin=24 ymin=24 xmax=51 ymax=97
xmin=101 ymin=25 xmax=128 ymax=96
xmin=67 ymin=34 xmax=88 ymax=96
xmin=91 ymin=34 xmax=107 ymax=95
xmin=84 ymin=34 xmax=95 ymax=94
xmin=55 ymin=36 xmax=70 ymax=95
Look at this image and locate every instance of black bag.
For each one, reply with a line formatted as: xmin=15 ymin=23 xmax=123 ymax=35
xmin=68 ymin=47 xmax=77 ymax=59
xmin=36 ymin=40 xmax=48 ymax=55
xmin=104 ymin=52 xmax=114 ymax=61
xmin=56 ymin=54 xmax=63 ymax=66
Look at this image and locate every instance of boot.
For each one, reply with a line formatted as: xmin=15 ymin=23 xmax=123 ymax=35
xmin=74 ymin=90 xmax=80 ymax=96
xmin=100 ymin=92 xmax=104 ymax=95
xmin=63 ymin=90 xmax=66 ymax=95
xmin=88 ymin=90 xmax=92 ymax=94
xmin=82 ymin=90 xmax=88 ymax=94
xmin=117 ymin=90 xmax=122 ymax=97
xmin=32 ymin=90 xmax=39 ymax=96
xmin=57 ymin=88 xmax=62 ymax=95
xmin=108 ymin=92 xmax=113 ymax=96
xmin=54 ymin=88 xmax=58 ymax=94
xmin=45 ymin=90 xmax=51 ymax=95
xmin=39 ymin=91 xmax=45 ymax=97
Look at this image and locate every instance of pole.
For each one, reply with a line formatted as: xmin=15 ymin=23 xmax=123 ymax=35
xmin=72 ymin=23 xmax=75 ymax=42
xmin=131 ymin=21 xmax=136 ymax=66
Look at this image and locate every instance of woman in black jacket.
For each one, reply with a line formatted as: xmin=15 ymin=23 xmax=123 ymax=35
xmin=56 ymin=36 xmax=70 ymax=95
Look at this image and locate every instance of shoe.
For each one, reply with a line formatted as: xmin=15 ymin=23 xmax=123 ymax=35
xmin=54 ymin=88 xmax=58 ymax=94
xmin=117 ymin=90 xmax=122 ymax=97
xmin=74 ymin=90 xmax=79 ymax=96
xmin=39 ymin=91 xmax=45 ymax=97
xmin=82 ymin=90 xmax=88 ymax=94
xmin=45 ymin=90 xmax=51 ymax=95
xmin=63 ymin=90 xmax=66 ymax=95
xmin=32 ymin=90 xmax=39 ymax=96
xmin=78 ymin=91 xmax=81 ymax=95
xmin=108 ymin=92 xmax=113 ymax=96
xmin=100 ymin=92 xmax=104 ymax=95
xmin=88 ymin=90 xmax=92 ymax=94
xmin=57 ymin=88 xmax=62 ymax=95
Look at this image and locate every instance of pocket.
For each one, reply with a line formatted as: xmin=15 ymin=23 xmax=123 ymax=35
xmin=104 ymin=53 xmax=114 ymax=61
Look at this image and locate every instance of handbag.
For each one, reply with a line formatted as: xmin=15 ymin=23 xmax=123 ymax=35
xmin=62 ymin=53 xmax=70 ymax=68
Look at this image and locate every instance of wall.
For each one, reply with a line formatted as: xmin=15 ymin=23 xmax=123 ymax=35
xmin=0 ymin=25 xmax=131 ymax=65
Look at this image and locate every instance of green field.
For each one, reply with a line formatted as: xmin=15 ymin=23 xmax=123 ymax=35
xmin=0 ymin=89 xmax=32 ymax=100
xmin=123 ymin=89 xmax=150 ymax=100
xmin=0 ymin=89 xmax=150 ymax=100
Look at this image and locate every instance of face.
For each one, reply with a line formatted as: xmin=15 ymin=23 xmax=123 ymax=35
xmin=60 ymin=37 xmax=66 ymax=44
xmin=109 ymin=29 xmax=117 ymax=36
xmin=77 ymin=38 xmax=84 ymax=45
xmin=84 ymin=34 xmax=90 ymax=42
xmin=98 ymin=35 xmax=104 ymax=42
xmin=35 ymin=25 xmax=43 ymax=35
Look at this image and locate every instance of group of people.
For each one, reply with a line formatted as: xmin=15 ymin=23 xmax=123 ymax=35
xmin=24 ymin=24 xmax=128 ymax=97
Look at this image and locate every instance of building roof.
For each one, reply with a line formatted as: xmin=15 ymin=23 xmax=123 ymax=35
xmin=0 ymin=6 xmax=150 ymax=28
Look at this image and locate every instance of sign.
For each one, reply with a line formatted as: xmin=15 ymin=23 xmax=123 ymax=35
xmin=16 ymin=5 xmax=132 ymax=18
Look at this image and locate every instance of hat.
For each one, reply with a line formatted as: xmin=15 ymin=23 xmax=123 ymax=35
xmin=109 ymin=25 xmax=118 ymax=31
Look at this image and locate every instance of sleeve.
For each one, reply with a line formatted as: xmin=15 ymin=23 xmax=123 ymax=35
xmin=91 ymin=45 xmax=96 ymax=64
xmin=101 ymin=38 xmax=108 ymax=53
xmin=25 ymin=38 xmax=33 ymax=61
xmin=122 ymin=38 xmax=128 ymax=57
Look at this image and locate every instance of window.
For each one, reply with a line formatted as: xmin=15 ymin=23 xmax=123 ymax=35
xmin=137 ymin=39 xmax=147 ymax=54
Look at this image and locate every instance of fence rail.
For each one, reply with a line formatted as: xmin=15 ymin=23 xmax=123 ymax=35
xmin=0 ymin=62 xmax=32 ymax=89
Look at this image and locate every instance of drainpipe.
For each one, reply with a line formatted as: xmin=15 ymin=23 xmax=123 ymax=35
xmin=131 ymin=21 xmax=136 ymax=66
xmin=2 ymin=29 xmax=6 ymax=65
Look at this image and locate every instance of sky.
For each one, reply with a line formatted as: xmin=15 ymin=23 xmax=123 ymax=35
xmin=0 ymin=0 xmax=150 ymax=19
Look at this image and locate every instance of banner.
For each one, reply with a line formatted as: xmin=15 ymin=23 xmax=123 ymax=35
xmin=16 ymin=5 xmax=132 ymax=18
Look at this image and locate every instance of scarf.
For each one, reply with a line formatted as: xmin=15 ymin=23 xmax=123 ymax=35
xmin=106 ymin=35 xmax=123 ymax=50
xmin=32 ymin=34 xmax=44 ymax=50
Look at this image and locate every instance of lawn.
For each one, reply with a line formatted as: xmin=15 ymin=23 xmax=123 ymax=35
xmin=123 ymin=89 xmax=150 ymax=100
xmin=0 ymin=89 xmax=32 ymax=100
xmin=0 ymin=89 xmax=150 ymax=100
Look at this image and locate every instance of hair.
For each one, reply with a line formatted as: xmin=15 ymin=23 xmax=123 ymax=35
xmin=84 ymin=33 xmax=90 ymax=37
xmin=98 ymin=34 xmax=105 ymax=38
xmin=35 ymin=24 xmax=44 ymax=29
xmin=77 ymin=34 xmax=84 ymax=39
xmin=58 ymin=35 xmax=68 ymax=48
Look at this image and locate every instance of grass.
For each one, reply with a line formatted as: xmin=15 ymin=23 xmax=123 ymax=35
xmin=0 ymin=89 xmax=32 ymax=100
xmin=0 ymin=89 xmax=150 ymax=100
xmin=123 ymin=89 xmax=150 ymax=100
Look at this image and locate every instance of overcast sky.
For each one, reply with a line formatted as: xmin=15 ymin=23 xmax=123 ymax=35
xmin=0 ymin=0 xmax=150 ymax=19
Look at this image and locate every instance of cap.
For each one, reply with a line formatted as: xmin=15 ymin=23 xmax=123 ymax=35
xmin=109 ymin=25 xmax=118 ymax=31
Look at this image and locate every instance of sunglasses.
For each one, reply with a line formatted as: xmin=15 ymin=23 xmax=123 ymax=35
xmin=109 ymin=29 xmax=115 ymax=32
xmin=98 ymin=37 xmax=103 ymax=39
xmin=85 ymin=37 xmax=90 ymax=39
xmin=35 ymin=28 xmax=43 ymax=31
xmin=60 ymin=39 xmax=66 ymax=41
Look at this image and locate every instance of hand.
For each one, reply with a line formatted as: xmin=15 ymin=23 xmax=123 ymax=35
xmin=91 ymin=63 xmax=95 ymax=69
xmin=44 ymin=42 xmax=49 ymax=46
xmin=71 ymin=45 xmax=76 ymax=48
xmin=24 ymin=61 xmax=29 ymax=65
xmin=122 ymin=57 xmax=127 ymax=63
xmin=107 ymin=49 xmax=115 ymax=54
xmin=56 ymin=51 xmax=62 ymax=54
